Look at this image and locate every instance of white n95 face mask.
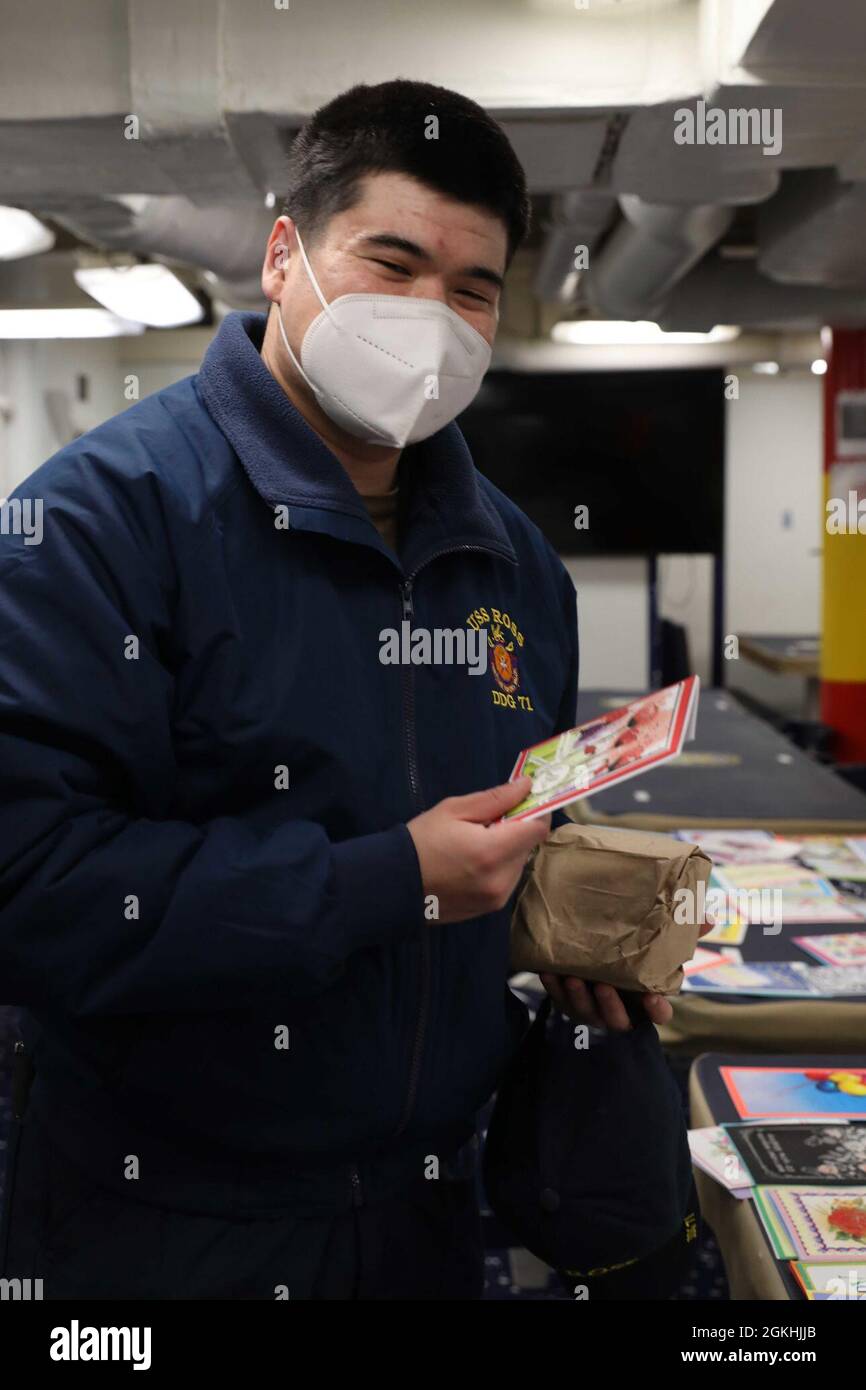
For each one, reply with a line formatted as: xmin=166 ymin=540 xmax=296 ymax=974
xmin=274 ymin=229 xmax=493 ymax=448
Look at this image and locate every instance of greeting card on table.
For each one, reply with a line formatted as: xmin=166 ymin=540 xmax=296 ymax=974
xmin=721 ymin=1065 xmax=866 ymax=1121
xmin=796 ymin=963 xmax=866 ymax=995
xmin=771 ymin=882 xmax=866 ymax=925
xmin=725 ymin=1122 xmax=866 ymax=1186
xmin=683 ymin=961 xmax=806 ymax=995
xmin=676 ymin=829 xmax=802 ymax=866
xmin=834 ymin=880 xmax=866 ymax=908
xmin=794 ymin=932 xmax=866 ymax=967
xmin=754 ymin=1186 xmax=866 ymax=1261
xmin=700 ymin=908 xmax=748 ymax=947
xmin=777 ymin=883 xmax=866 ymax=925
xmin=797 ymin=836 xmax=866 ymax=883
xmin=711 ymin=865 xmax=864 ymax=925
xmin=790 ymin=1260 xmax=866 ymax=1300
xmin=503 ymin=677 xmax=699 ymax=822
xmin=682 ymin=961 xmax=866 ymax=997
xmin=715 ymin=861 xmax=825 ymax=888
xmin=687 ymin=1125 xmax=753 ymax=1197
xmin=682 ymin=961 xmax=818 ymax=996
xmin=683 ymin=946 xmax=742 ymax=977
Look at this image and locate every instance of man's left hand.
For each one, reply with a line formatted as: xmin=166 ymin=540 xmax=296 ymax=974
xmin=539 ymin=913 xmax=716 ymax=1033
xmin=539 ymin=974 xmax=673 ymax=1029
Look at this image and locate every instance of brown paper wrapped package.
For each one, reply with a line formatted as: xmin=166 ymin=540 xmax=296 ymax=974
xmin=510 ymin=823 xmax=711 ymax=995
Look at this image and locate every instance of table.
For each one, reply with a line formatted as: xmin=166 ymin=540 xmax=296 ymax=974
xmin=738 ymin=636 xmax=820 ymax=680
xmin=669 ymin=901 xmax=866 ymax=1052
xmin=738 ymin=635 xmax=821 ymax=720
xmin=570 ymin=688 xmax=866 ymax=830
xmin=688 ymin=1051 xmax=866 ymax=1301
xmin=569 ymin=689 xmax=866 ymax=1052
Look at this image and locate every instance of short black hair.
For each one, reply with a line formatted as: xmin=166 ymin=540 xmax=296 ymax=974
xmin=283 ymin=79 xmax=530 ymax=266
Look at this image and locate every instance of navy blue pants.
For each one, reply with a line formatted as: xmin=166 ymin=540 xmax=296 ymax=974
xmin=0 ymin=1117 xmax=485 ymax=1300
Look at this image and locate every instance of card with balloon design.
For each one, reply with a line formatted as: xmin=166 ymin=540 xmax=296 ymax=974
xmin=721 ymin=1065 xmax=866 ymax=1121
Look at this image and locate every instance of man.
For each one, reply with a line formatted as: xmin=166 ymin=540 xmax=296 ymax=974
xmin=0 ymin=80 xmax=673 ymax=1300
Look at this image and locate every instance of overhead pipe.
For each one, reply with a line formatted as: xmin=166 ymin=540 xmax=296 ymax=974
xmin=38 ymin=195 xmax=274 ymax=308
xmin=533 ymin=191 xmax=617 ymax=305
xmin=583 ymin=194 xmax=734 ymax=321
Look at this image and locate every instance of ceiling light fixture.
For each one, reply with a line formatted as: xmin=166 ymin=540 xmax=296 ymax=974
xmin=0 ymin=309 xmax=144 ymax=339
xmin=0 ymin=207 xmax=55 ymax=261
xmin=551 ymin=320 xmax=740 ymax=346
xmin=74 ymin=262 xmax=203 ymax=329
xmin=529 ymin=0 xmax=685 ymax=13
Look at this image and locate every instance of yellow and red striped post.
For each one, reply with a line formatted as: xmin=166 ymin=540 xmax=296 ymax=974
xmin=821 ymin=328 xmax=866 ymax=762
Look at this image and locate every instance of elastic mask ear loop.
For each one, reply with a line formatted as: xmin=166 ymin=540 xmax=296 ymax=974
xmin=294 ymin=228 xmax=336 ymax=322
xmin=273 ymin=227 xmax=340 ymax=393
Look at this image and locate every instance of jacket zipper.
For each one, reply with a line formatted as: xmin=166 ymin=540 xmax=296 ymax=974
xmin=400 ymin=577 xmax=422 ymax=805
xmin=392 ymin=543 xmax=514 ymax=1141
xmin=394 ymin=574 xmax=429 ymax=1138
xmin=350 ymin=542 xmax=517 ymax=1188
xmin=350 ymin=1165 xmax=363 ymax=1208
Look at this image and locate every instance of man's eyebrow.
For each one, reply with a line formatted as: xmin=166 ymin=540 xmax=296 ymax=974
xmin=460 ymin=263 xmax=505 ymax=292
xmin=358 ymin=233 xmax=505 ymax=292
xmin=360 ymin=233 xmax=428 ymax=259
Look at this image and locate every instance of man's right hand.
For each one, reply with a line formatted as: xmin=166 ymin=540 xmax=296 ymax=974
xmin=407 ymin=777 xmax=550 ymax=924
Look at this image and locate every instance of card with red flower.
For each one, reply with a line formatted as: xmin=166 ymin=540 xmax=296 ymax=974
xmin=755 ymin=1186 xmax=866 ymax=1260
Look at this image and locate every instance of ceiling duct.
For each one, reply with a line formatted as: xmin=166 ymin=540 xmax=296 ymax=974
xmin=533 ymin=191 xmax=617 ymax=305
xmin=758 ymin=169 xmax=866 ymax=288
xmin=583 ymin=195 xmax=734 ymax=321
xmin=39 ymin=195 xmax=274 ymax=308
xmin=659 ymin=258 xmax=866 ymax=332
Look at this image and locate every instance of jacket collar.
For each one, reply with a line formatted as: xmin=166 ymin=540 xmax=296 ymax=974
xmin=196 ymin=311 xmax=517 ymax=575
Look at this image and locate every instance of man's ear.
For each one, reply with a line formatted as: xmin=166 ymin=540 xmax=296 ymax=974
xmin=274 ymin=219 xmax=292 ymax=272
xmin=261 ymin=216 xmax=295 ymax=300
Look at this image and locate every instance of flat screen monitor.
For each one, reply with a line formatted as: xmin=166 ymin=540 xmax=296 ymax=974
xmin=457 ymin=367 xmax=725 ymax=555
